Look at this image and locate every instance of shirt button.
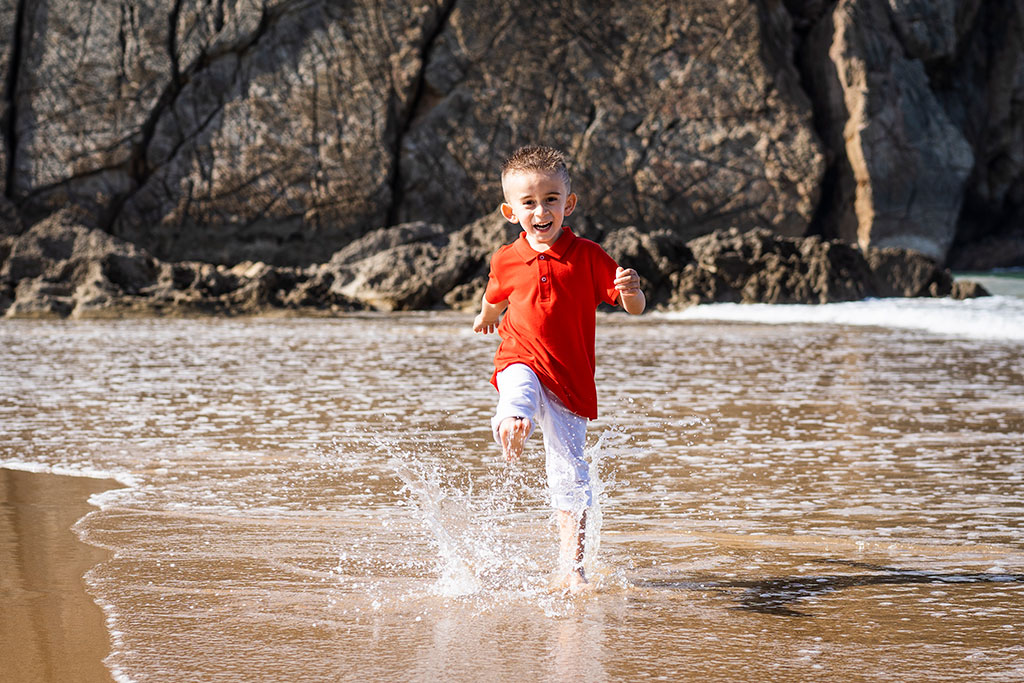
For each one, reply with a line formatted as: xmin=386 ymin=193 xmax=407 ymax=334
xmin=539 ymin=255 xmax=546 ymax=260
xmin=541 ymin=276 xmax=548 ymax=282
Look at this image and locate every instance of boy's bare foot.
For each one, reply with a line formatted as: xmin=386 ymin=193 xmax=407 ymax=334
xmin=498 ymin=416 xmax=531 ymax=461
xmin=548 ymin=567 xmax=592 ymax=595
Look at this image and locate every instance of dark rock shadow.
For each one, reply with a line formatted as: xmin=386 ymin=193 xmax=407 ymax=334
xmin=634 ymin=559 xmax=1024 ymax=617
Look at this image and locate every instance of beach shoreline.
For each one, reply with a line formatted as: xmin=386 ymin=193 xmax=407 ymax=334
xmin=0 ymin=467 xmax=118 ymax=683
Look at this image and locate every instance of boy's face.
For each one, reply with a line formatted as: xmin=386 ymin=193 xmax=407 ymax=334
xmin=500 ymin=170 xmax=577 ymax=249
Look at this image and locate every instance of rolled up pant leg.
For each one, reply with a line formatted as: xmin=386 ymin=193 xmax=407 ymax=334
xmin=537 ymin=388 xmax=591 ymax=513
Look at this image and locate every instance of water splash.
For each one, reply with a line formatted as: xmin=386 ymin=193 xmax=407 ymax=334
xmin=341 ymin=427 xmax=542 ymax=599
xmin=362 ymin=426 xmax=627 ymax=600
xmin=581 ymin=427 xmax=635 ymax=588
xmin=581 ymin=429 xmax=614 ymax=572
xmin=391 ymin=457 xmax=490 ymax=596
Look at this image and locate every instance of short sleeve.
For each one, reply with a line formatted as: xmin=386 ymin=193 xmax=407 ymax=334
xmin=484 ymin=252 xmax=511 ymax=304
xmin=592 ymin=245 xmax=620 ymax=306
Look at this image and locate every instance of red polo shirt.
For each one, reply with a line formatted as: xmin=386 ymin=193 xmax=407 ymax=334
xmin=484 ymin=227 xmax=620 ymax=419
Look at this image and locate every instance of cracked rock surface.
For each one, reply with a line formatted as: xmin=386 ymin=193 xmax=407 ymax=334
xmin=0 ymin=0 xmax=1017 ymax=317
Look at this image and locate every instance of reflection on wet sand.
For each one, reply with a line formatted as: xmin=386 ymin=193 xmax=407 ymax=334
xmin=0 ymin=469 xmax=117 ymax=683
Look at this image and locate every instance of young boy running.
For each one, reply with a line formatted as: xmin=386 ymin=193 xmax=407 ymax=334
xmin=472 ymin=145 xmax=646 ymax=593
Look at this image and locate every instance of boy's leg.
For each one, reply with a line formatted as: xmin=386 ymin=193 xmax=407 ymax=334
xmin=557 ymin=508 xmax=587 ymax=585
xmin=535 ymin=386 xmax=591 ymax=591
xmin=491 ymin=364 xmax=541 ymax=460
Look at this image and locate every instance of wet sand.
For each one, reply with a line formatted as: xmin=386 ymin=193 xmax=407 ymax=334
xmin=0 ymin=468 xmax=117 ymax=683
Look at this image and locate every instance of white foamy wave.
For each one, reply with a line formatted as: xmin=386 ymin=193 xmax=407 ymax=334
xmin=0 ymin=459 xmax=138 ymax=487
xmin=661 ymin=295 xmax=1024 ymax=342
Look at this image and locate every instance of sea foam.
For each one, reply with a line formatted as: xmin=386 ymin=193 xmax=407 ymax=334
xmin=661 ymin=295 xmax=1024 ymax=342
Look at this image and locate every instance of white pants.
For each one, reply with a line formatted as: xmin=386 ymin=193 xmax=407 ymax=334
xmin=492 ymin=363 xmax=591 ymax=512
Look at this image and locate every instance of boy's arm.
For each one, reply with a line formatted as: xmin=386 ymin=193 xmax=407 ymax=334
xmin=473 ymin=294 xmax=508 ymax=334
xmin=614 ymin=267 xmax=646 ymax=315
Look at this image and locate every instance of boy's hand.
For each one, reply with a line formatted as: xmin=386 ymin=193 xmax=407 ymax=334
xmin=474 ymin=296 xmax=508 ymax=333
xmin=614 ymin=267 xmax=641 ymax=296
xmin=615 ymin=266 xmax=646 ymax=315
xmin=473 ymin=312 xmax=500 ymax=334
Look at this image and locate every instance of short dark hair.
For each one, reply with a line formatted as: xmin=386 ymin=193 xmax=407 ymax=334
xmin=501 ymin=145 xmax=571 ymax=192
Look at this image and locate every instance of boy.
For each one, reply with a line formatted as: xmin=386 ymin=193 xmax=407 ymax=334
xmin=472 ymin=145 xmax=646 ymax=593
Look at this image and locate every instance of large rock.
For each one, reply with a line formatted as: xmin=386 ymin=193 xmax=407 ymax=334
xmin=667 ymin=227 xmax=986 ymax=307
xmin=671 ymin=227 xmax=870 ymax=305
xmin=396 ymin=0 xmax=824 ymax=241
xmin=0 ymin=210 xmax=363 ymax=317
xmin=1 ymin=209 xmax=159 ymax=317
xmin=949 ymin=233 xmax=1024 ymax=271
xmin=0 ymin=0 xmax=825 ymax=267
xmin=0 ymin=0 xmax=1018 ymax=273
xmin=321 ymin=222 xmax=458 ymax=311
xmin=320 ymin=216 xmax=518 ymax=311
xmin=10 ymin=1 xmax=450 ymax=266
xmin=808 ymin=0 xmax=974 ymax=261
xmin=798 ymin=0 xmax=1023 ymax=265
xmin=600 ymin=226 xmax=692 ymax=305
xmin=938 ymin=0 xmax=1024 ymax=259
xmin=0 ymin=211 xmax=988 ymax=318
xmin=0 ymin=0 xmax=17 ymax=200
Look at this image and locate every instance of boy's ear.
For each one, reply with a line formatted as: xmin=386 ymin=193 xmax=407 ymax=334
xmin=564 ymin=193 xmax=578 ymax=216
xmin=500 ymin=203 xmax=518 ymax=223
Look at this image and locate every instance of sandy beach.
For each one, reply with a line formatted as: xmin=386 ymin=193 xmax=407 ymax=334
xmin=0 ymin=468 xmax=117 ymax=683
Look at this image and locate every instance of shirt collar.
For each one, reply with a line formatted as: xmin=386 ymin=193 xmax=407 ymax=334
xmin=511 ymin=226 xmax=576 ymax=263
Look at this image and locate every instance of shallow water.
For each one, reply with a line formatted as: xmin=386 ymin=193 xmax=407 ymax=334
xmin=2 ymin=307 xmax=1024 ymax=682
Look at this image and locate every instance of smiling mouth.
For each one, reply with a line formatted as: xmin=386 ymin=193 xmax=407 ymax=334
xmin=534 ymin=221 xmax=553 ymax=231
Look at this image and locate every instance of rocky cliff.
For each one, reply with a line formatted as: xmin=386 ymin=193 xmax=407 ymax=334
xmin=0 ymin=0 xmax=1019 ymax=317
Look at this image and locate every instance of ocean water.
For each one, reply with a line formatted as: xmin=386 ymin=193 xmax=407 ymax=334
xmin=2 ymin=291 xmax=1023 ymax=682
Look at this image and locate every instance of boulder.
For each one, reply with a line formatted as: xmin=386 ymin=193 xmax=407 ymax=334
xmin=0 ymin=211 xmax=364 ymax=317
xmin=397 ymin=0 xmax=823 ymax=241
xmin=950 ymin=279 xmax=990 ymax=300
xmin=0 ymin=211 xmax=990 ymax=317
xmin=0 ymin=210 xmax=159 ymax=318
xmin=949 ymin=232 xmax=1024 ymax=271
xmin=601 ymin=226 xmax=692 ymax=305
xmin=798 ymin=0 xmax=1023 ymax=266
xmin=328 ymin=242 xmax=450 ymax=311
xmin=320 ymin=220 xmax=488 ymax=311
xmin=440 ymin=212 xmax=520 ymax=310
xmin=935 ymin=0 xmax=1024 ymax=257
xmin=670 ymin=228 xmax=863 ymax=306
xmin=0 ymin=198 xmax=21 ymax=236
xmin=864 ymin=247 xmax=952 ymax=298
xmin=10 ymin=1 xmax=450 ymax=266
xmin=6 ymin=278 xmax=75 ymax=318
xmin=665 ymin=227 xmax=987 ymax=308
